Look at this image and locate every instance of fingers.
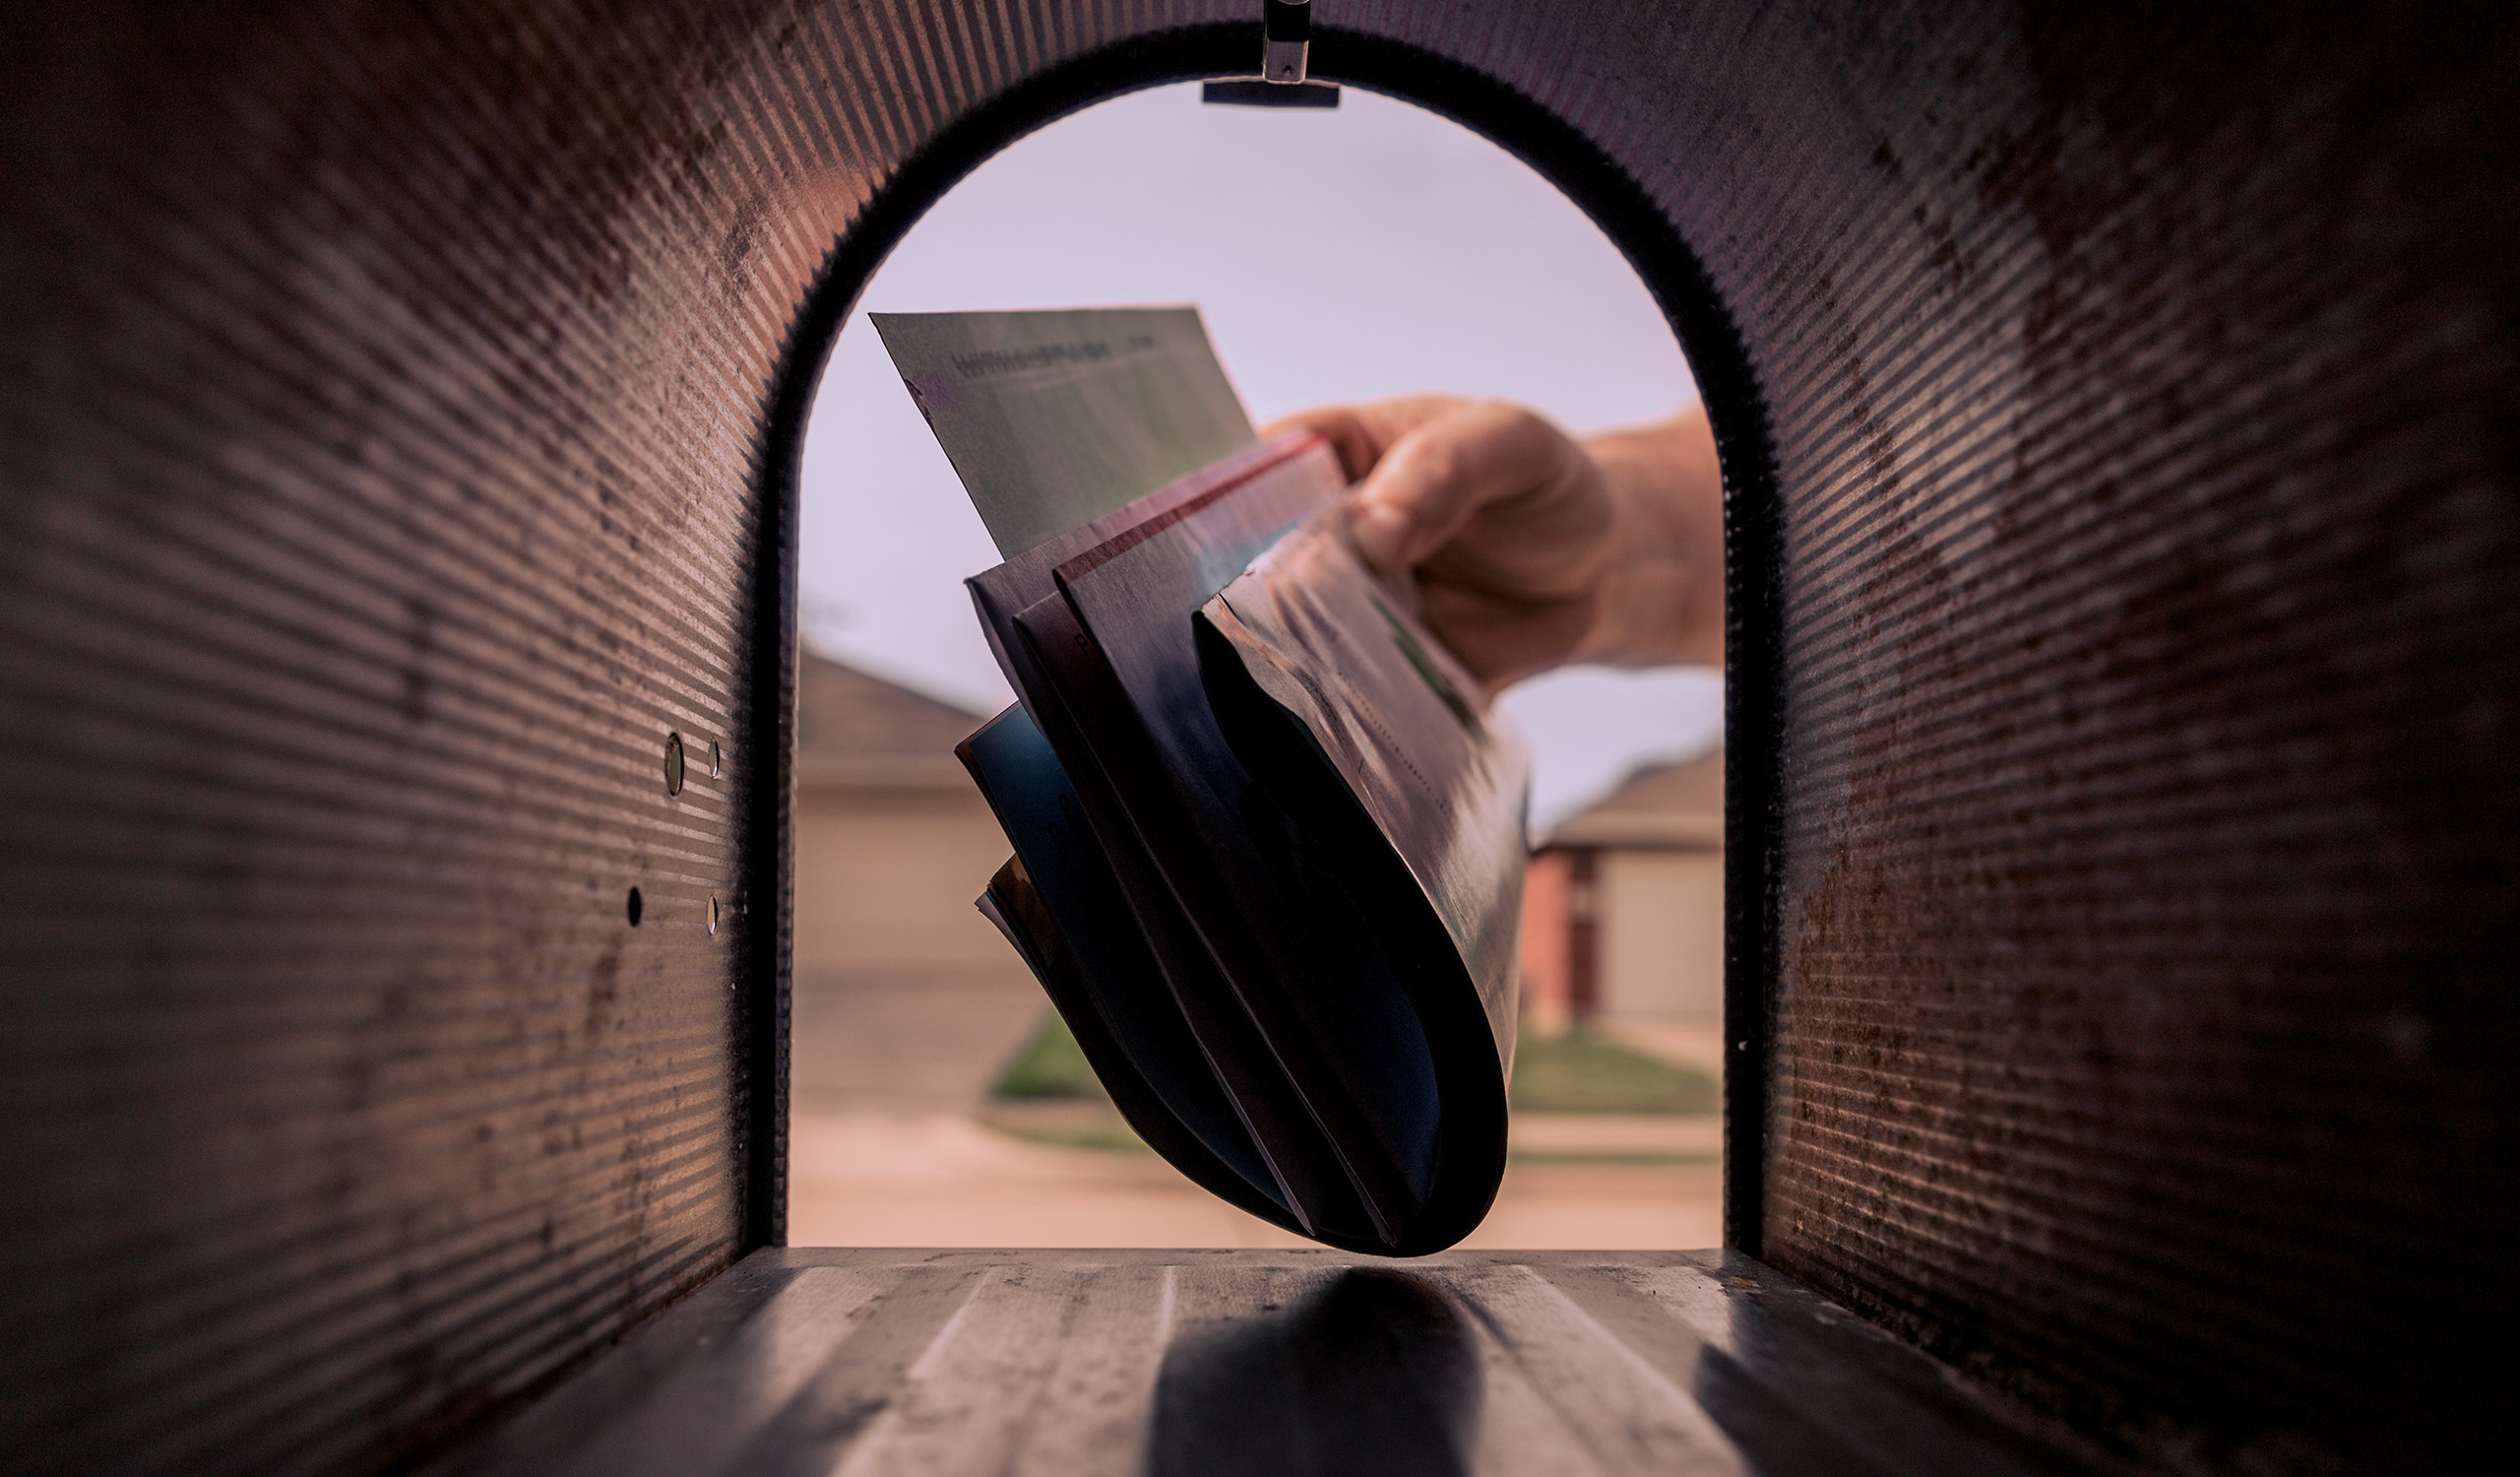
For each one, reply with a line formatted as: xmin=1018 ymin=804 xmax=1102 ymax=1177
xmin=1260 ymin=406 xmax=1382 ymax=482
xmin=1263 ymin=396 xmax=1590 ymax=579
xmin=1347 ymin=401 xmax=1585 ymax=574
xmin=1258 ymin=395 xmax=1477 ymax=482
xmin=1262 ymin=396 xmax=1717 ymax=685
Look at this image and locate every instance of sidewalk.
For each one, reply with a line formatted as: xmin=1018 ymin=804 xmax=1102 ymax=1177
xmin=788 ymin=970 xmax=1724 ymax=1250
xmin=789 ymin=1107 xmax=1721 ymax=1250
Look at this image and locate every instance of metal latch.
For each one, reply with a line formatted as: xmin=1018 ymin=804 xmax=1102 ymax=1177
xmin=1262 ymin=0 xmax=1311 ymax=84
xmin=1201 ymin=1 xmax=1340 ymax=107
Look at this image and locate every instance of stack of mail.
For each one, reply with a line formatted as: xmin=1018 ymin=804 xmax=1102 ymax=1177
xmin=874 ymin=308 xmax=1528 ymax=1254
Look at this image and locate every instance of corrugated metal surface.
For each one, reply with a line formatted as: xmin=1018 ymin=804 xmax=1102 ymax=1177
xmin=3 ymin=2 xmax=2512 ymax=1474
xmin=0 ymin=4 xmax=805 ymax=1471
xmin=1742 ymin=14 xmax=2520 ymax=1475
xmin=440 ymin=1249 xmax=2122 ymax=1477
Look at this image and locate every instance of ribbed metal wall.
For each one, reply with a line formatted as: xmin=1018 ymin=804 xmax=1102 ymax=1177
xmin=1735 ymin=14 xmax=2518 ymax=1475
xmin=2 ymin=3 xmax=2510 ymax=1474
xmin=0 ymin=4 xmax=806 ymax=1471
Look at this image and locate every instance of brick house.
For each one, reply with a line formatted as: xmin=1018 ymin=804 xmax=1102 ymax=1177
xmin=1518 ymin=747 xmax=1724 ymax=1038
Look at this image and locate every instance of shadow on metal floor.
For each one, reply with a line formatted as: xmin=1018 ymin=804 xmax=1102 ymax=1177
xmin=438 ymin=1250 xmax=2117 ymax=1477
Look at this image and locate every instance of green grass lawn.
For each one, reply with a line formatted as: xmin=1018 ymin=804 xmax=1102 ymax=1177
xmin=994 ymin=1011 xmax=1718 ymax=1117
xmin=990 ymin=1012 xmax=1105 ymax=1100
xmin=1508 ymin=1031 xmax=1719 ymax=1115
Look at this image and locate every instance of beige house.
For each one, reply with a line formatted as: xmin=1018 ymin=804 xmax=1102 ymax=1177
xmin=793 ymin=652 xmax=1013 ymax=974
xmin=790 ymin=653 xmax=1042 ymax=1113
xmin=1518 ymin=748 xmax=1724 ymax=1038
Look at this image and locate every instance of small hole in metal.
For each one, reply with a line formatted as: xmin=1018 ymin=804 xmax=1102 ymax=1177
xmin=708 ymin=896 xmax=720 ymax=934
xmin=625 ymin=886 xmax=643 ymax=927
xmin=709 ymin=740 xmax=722 ymax=777
xmin=663 ymin=733 xmax=685 ymax=795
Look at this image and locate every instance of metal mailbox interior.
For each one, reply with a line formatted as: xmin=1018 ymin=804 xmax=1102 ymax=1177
xmin=0 ymin=3 xmax=2510 ymax=1474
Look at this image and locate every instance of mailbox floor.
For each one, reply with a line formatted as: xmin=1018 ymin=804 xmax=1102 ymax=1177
xmin=443 ymin=1248 xmax=2119 ymax=1477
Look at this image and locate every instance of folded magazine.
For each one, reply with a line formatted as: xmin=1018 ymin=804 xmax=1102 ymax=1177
xmin=874 ymin=307 xmax=1529 ymax=1253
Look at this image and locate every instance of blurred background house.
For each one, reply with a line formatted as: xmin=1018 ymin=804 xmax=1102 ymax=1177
xmin=1519 ymin=748 xmax=1725 ymax=1074
xmin=789 ymin=651 xmax=1038 ymax=1116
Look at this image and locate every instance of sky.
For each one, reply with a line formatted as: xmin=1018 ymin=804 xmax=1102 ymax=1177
xmin=797 ymin=82 xmax=1723 ymax=829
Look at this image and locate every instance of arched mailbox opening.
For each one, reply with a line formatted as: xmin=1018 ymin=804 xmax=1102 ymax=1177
xmin=779 ymin=77 xmax=1734 ymax=1250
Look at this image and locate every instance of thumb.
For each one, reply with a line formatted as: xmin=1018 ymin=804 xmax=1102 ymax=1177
xmin=1349 ymin=497 xmax=1419 ymax=571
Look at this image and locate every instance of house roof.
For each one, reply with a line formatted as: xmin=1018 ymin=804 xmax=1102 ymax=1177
xmin=796 ymin=649 xmax=990 ymax=789
xmin=1544 ymin=745 xmax=1724 ymax=851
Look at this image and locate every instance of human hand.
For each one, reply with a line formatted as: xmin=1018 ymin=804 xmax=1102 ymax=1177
xmin=1261 ymin=397 xmax=1724 ymax=692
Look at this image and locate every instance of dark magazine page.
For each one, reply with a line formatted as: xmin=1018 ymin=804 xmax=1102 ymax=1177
xmin=1199 ymin=509 xmax=1531 ymax=1061
xmin=1010 ymin=592 xmax=1370 ymax=1242
xmin=1050 ymin=448 xmax=1446 ymax=1246
xmin=956 ymin=706 xmax=1284 ymax=1213
xmin=963 ymin=438 xmax=1364 ymax=1234
xmin=973 ymin=860 xmax=1304 ymax=1233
